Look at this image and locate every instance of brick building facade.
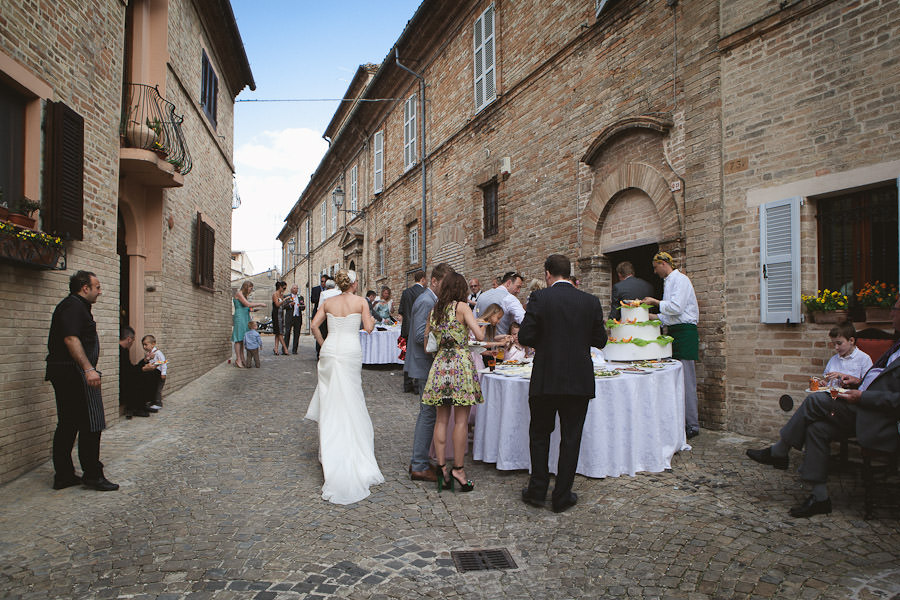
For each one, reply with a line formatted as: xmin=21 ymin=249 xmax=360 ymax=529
xmin=280 ymin=0 xmax=897 ymax=439
xmin=0 ymin=0 xmax=254 ymax=483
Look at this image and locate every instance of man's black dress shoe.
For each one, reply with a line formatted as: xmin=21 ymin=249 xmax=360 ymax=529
xmin=53 ymin=475 xmax=82 ymax=490
xmin=82 ymin=476 xmax=119 ymax=491
xmin=745 ymin=447 xmax=788 ymax=470
xmin=789 ymin=494 xmax=832 ymax=518
xmin=686 ymin=427 xmax=700 ymax=440
xmin=552 ymin=492 xmax=578 ymax=513
xmin=521 ymin=488 xmax=546 ymax=508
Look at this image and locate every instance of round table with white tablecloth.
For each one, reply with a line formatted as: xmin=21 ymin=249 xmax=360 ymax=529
xmin=472 ymin=362 xmax=689 ymax=478
xmin=359 ymin=325 xmax=403 ymax=364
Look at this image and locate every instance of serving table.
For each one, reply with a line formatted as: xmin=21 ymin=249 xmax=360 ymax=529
xmin=359 ymin=325 xmax=403 ymax=364
xmin=472 ymin=362 xmax=688 ymax=478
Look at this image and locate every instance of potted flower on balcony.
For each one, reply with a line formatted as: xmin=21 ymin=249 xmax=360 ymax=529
xmin=856 ymin=281 xmax=899 ymax=323
xmin=8 ymin=197 xmax=41 ymax=229
xmin=802 ymin=289 xmax=849 ymax=324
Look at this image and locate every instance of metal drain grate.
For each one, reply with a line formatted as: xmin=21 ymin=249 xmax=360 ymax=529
xmin=451 ymin=548 xmax=517 ymax=573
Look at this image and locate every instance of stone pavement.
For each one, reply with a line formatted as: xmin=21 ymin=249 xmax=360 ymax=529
xmin=0 ymin=335 xmax=898 ymax=600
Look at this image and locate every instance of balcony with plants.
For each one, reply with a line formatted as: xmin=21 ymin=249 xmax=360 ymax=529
xmin=119 ymin=83 xmax=193 ymax=186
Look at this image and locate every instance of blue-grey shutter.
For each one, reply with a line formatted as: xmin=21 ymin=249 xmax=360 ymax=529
xmin=760 ymin=197 xmax=802 ymax=323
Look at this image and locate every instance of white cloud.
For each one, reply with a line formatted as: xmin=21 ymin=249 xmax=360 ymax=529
xmin=232 ymin=128 xmax=328 ymax=274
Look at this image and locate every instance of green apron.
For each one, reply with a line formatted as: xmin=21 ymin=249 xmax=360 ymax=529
xmin=667 ymin=323 xmax=698 ymax=361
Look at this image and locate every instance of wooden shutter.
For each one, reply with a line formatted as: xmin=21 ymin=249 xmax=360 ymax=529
xmin=43 ymin=101 xmax=84 ymax=241
xmin=760 ymin=197 xmax=801 ymax=323
xmin=350 ymin=165 xmax=358 ymax=212
xmin=195 ymin=213 xmax=215 ymax=290
xmin=373 ymin=130 xmax=384 ymax=193
xmin=473 ymin=4 xmax=496 ymax=112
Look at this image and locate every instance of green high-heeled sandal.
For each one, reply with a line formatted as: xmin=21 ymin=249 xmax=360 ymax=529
xmin=451 ymin=466 xmax=474 ymax=492
xmin=437 ymin=464 xmax=451 ymax=492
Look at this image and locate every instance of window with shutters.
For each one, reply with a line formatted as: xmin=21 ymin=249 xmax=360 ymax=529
xmin=200 ymin=50 xmax=218 ymax=128
xmin=482 ymin=179 xmax=499 ymax=238
xmin=759 ymin=197 xmax=801 ymax=323
xmin=815 ymin=183 xmax=898 ymax=317
xmin=321 ymin=200 xmax=327 ymax=240
xmin=373 ymin=130 xmax=384 ymax=193
xmin=331 ymin=191 xmax=337 ymax=234
xmin=409 ymin=224 xmax=419 ymax=265
xmin=350 ymin=165 xmax=358 ymax=213
xmin=595 ymin=0 xmax=612 ymax=17
xmin=0 ymin=81 xmax=26 ymax=217
xmin=43 ymin=101 xmax=85 ymax=241
xmin=403 ymin=95 xmax=417 ymax=171
xmin=195 ymin=213 xmax=215 ymax=291
xmin=305 ymin=217 xmax=311 ymax=253
xmin=473 ymin=4 xmax=497 ymax=113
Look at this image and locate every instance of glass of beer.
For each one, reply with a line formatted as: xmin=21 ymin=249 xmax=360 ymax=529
xmin=484 ymin=353 xmax=496 ymax=371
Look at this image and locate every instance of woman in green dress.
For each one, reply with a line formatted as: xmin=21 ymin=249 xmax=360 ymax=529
xmin=232 ymin=281 xmax=265 ymax=368
xmin=422 ymin=272 xmax=489 ymax=492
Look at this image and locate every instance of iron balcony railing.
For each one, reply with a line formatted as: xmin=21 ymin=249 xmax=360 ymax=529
xmin=120 ymin=83 xmax=193 ymax=175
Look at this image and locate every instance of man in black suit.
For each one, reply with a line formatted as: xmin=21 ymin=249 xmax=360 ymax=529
xmin=610 ymin=261 xmax=653 ymax=320
xmin=311 ymin=274 xmax=328 ymax=357
xmin=398 ymin=270 xmax=427 ymax=393
xmin=519 ymin=254 xmax=607 ymax=513
xmin=747 ymin=296 xmax=900 ymax=517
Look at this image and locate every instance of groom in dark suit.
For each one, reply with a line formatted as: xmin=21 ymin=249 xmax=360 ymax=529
xmin=519 ymin=254 xmax=607 ymax=513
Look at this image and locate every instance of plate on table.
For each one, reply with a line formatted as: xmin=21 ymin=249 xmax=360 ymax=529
xmin=633 ymin=360 xmax=667 ymax=369
xmin=617 ymin=366 xmax=650 ymax=374
xmin=804 ymin=387 xmax=847 ymax=394
xmin=594 ymin=369 xmax=620 ymax=378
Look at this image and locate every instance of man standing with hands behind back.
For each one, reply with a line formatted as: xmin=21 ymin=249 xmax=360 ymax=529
xmin=46 ymin=270 xmax=118 ymax=491
xmin=398 ymin=270 xmax=427 ymax=393
xmin=519 ymin=255 xmax=607 ymax=513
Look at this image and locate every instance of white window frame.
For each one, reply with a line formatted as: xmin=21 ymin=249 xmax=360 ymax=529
xmin=373 ymin=130 xmax=384 ymax=193
xmin=331 ymin=192 xmax=337 ymax=234
xmin=409 ymin=224 xmax=419 ymax=264
xmin=321 ymin=200 xmax=327 ymax=240
xmin=759 ymin=196 xmax=802 ymax=324
xmin=350 ymin=165 xmax=358 ymax=214
xmin=473 ymin=4 xmax=497 ymax=113
xmin=403 ymin=94 xmax=417 ymax=171
xmin=377 ymin=240 xmax=385 ymax=276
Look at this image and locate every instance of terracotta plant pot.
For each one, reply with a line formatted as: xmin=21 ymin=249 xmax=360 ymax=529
xmin=808 ymin=310 xmax=849 ymax=324
xmin=125 ymin=122 xmax=157 ymax=148
xmin=864 ymin=306 xmax=892 ymax=324
xmin=7 ymin=213 xmax=35 ymax=229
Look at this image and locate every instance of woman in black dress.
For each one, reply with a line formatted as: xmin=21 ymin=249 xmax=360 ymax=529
xmin=272 ymin=281 xmax=289 ymax=355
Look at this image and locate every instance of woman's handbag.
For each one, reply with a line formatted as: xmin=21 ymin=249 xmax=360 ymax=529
xmin=426 ymin=332 xmax=438 ymax=353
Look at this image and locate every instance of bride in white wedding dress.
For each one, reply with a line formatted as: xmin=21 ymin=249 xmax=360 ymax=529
xmin=305 ymin=270 xmax=385 ymax=505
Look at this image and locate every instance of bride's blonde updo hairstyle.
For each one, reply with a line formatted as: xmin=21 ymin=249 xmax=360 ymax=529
xmin=335 ymin=269 xmax=355 ymax=292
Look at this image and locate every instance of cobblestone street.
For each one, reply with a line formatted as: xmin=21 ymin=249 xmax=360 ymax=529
xmin=1 ymin=335 xmax=898 ymax=599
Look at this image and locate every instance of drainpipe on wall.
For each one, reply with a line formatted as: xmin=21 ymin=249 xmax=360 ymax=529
xmin=395 ymin=49 xmax=427 ymax=269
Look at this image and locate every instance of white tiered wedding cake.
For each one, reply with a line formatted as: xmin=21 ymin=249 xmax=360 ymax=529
xmin=604 ymin=303 xmax=673 ymax=361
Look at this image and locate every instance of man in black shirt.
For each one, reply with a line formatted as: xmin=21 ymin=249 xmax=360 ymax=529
xmin=46 ymin=270 xmax=118 ymax=491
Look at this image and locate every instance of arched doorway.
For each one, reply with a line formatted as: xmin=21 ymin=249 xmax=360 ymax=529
xmin=117 ymin=211 xmax=130 ymax=330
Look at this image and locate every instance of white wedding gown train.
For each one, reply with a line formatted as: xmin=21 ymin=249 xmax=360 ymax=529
xmin=305 ymin=313 xmax=384 ymax=504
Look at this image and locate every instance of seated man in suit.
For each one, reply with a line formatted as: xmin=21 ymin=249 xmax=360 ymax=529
xmin=746 ymin=296 xmax=900 ymax=517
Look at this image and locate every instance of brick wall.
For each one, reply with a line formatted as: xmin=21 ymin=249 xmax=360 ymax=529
xmin=0 ymin=0 xmax=125 ymax=482
xmin=721 ymin=0 xmax=900 ymax=437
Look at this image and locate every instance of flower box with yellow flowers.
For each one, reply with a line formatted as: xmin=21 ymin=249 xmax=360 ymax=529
xmin=0 ymin=220 xmax=66 ymax=270
xmin=801 ymin=289 xmax=849 ymax=324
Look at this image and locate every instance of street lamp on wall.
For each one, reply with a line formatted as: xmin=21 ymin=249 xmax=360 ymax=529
xmin=333 ymin=184 xmax=364 ymax=217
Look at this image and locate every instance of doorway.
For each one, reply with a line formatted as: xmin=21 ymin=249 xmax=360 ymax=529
xmin=606 ymin=243 xmax=662 ymax=300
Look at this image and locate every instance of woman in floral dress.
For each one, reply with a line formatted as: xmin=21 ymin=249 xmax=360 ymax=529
xmin=422 ymin=273 xmax=488 ymax=492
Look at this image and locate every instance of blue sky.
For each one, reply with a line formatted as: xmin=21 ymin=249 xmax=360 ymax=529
xmin=230 ymin=1 xmax=422 ymax=273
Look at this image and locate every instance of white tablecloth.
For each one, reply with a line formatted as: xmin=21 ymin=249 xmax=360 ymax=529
xmin=472 ymin=363 xmax=689 ymax=478
xmin=359 ymin=327 xmax=403 ymax=364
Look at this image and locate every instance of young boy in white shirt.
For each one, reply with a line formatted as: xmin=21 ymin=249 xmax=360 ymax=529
xmin=142 ymin=334 xmax=167 ymax=410
xmin=823 ymin=322 xmax=872 ymax=380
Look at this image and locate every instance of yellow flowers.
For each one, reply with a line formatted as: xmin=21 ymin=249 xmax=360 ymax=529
xmin=802 ymin=289 xmax=848 ymax=312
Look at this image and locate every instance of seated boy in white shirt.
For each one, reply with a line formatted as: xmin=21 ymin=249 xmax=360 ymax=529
xmin=823 ymin=322 xmax=873 ymax=381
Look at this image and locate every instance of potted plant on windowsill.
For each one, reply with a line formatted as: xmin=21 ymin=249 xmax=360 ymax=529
xmin=856 ymin=281 xmax=899 ymax=323
xmin=8 ymin=197 xmax=40 ymax=229
xmin=802 ymin=289 xmax=849 ymax=324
